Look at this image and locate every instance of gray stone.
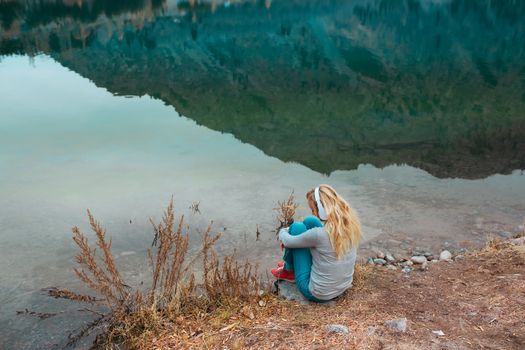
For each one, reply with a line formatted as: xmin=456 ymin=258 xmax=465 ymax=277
xmin=385 ymin=254 xmax=395 ymax=263
xmin=498 ymin=231 xmax=513 ymax=239
xmin=400 ymin=260 xmax=413 ymax=267
xmin=411 ymin=255 xmax=427 ymax=264
xmin=367 ymin=258 xmax=375 ymax=265
xmin=326 ymin=324 xmax=350 ymax=334
xmin=373 ymin=258 xmax=387 ymax=265
xmin=402 ymin=266 xmax=413 ymax=273
xmin=420 ymin=261 xmax=428 ymax=271
xmin=439 ymin=250 xmax=452 ymax=261
xmin=384 ymin=318 xmax=407 ymax=333
xmin=274 ymin=280 xmax=309 ymax=304
xmin=386 ymin=265 xmax=398 ymax=271
xmin=510 ymin=236 xmax=525 ymax=246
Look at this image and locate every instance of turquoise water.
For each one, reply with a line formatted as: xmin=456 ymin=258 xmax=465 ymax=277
xmin=1 ymin=1 xmax=525 ymax=348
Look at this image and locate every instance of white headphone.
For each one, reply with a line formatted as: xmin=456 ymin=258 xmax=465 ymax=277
xmin=314 ymin=186 xmax=328 ymax=220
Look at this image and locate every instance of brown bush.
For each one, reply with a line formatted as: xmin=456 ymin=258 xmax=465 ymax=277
xmin=45 ymin=199 xmax=263 ymax=349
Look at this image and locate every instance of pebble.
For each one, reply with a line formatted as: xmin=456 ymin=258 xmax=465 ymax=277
xmin=439 ymin=250 xmax=452 ymax=261
xmin=420 ymin=261 xmax=428 ymax=271
xmin=274 ymin=280 xmax=309 ymax=304
xmin=498 ymin=231 xmax=513 ymax=239
xmin=432 ymin=330 xmax=445 ymax=336
xmin=510 ymin=237 xmax=525 ymax=246
xmin=326 ymin=324 xmax=350 ymax=334
xmin=386 ymin=265 xmax=398 ymax=271
xmin=400 ymin=260 xmax=413 ymax=267
xmin=366 ymin=325 xmax=379 ymax=335
xmin=367 ymin=258 xmax=375 ymax=265
xmin=411 ymin=255 xmax=427 ymax=264
xmin=384 ymin=318 xmax=407 ymax=333
xmin=385 ymin=254 xmax=395 ymax=263
xmin=373 ymin=258 xmax=387 ymax=265
xmin=431 ymin=259 xmax=439 ymax=263
xmin=402 ymin=266 xmax=413 ymax=273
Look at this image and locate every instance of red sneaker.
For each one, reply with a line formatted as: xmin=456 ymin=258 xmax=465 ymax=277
xmin=271 ymin=266 xmax=295 ymax=282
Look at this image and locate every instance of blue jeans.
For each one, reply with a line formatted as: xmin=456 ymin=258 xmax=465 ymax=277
xmin=282 ymin=216 xmax=324 ymax=302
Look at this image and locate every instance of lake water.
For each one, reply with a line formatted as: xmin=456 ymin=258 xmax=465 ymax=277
xmin=1 ymin=0 xmax=525 ymax=348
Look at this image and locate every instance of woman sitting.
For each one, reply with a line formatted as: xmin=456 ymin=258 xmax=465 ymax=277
xmin=272 ymin=184 xmax=361 ymax=302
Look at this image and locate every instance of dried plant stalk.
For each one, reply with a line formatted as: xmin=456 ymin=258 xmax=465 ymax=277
xmin=43 ymin=287 xmax=100 ymax=304
xmin=274 ymin=191 xmax=299 ymax=233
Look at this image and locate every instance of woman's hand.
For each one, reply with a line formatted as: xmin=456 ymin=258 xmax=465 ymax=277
xmin=278 ymin=227 xmax=289 ymax=250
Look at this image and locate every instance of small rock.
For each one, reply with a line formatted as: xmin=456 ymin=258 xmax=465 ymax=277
xmin=274 ymin=281 xmax=309 ymax=304
xmin=366 ymin=325 xmax=379 ymax=335
xmin=432 ymin=330 xmax=445 ymax=337
xmin=400 ymin=260 xmax=413 ymax=267
xmin=411 ymin=256 xmax=427 ymax=264
xmin=423 ymin=252 xmax=433 ymax=257
xmin=420 ymin=261 xmax=428 ymax=271
xmin=386 ymin=265 xmax=398 ymax=271
xmin=258 ymin=300 xmax=266 ymax=307
xmin=498 ymin=231 xmax=513 ymax=239
xmin=385 ymin=254 xmax=395 ymax=263
xmin=257 ymin=290 xmax=265 ymax=297
xmin=326 ymin=324 xmax=350 ymax=334
xmin=439 ymin=250 xmax=452 ymax=261
xmin=426 ymin=255 xmax=434 ymax=261
xmin=431 ymin=259 xmax=439 ymax=263
xmin=367 ymin=258 xmax=375 ymax=265
xmin=373 ymin=258 xmax=387 ymax=265
xmin=510 ymin=237 xmax=525 ymax=246
xmin=402 ymin=266 xmax=413 ymax=273
xmin=384 ymin=318 xmax=407 ymax=333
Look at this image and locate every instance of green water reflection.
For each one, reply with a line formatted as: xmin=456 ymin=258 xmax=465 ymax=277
xmin=1 ymin=0 xmax=524 ymax=178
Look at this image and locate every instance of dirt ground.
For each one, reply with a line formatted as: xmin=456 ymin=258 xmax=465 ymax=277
xmin=150 ymin=241 xmax=525 ymax=350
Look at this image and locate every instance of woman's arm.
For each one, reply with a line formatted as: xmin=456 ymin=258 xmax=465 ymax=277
xmin=279 ymin=227 xmax=320 ymax=248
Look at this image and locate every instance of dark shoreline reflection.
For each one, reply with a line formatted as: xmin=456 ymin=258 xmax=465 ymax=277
xmin=1 ymin=0 xmax=525 ymax=179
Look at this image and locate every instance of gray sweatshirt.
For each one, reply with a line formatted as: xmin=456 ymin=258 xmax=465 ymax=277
xmin=279 ymin=227 xmax=357 ymax=300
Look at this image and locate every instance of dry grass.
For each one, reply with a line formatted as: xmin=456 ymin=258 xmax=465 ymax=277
xmin=39 ymin=199 xmax=263 ymax=349
xmin=274 ymin=191 xmax=299 ymax=233
xmin=152 ymin=240 xmax=525 ymax=349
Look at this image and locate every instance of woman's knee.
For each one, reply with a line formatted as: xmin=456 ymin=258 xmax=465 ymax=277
xmin=303 ymin=216 xmax=323 ymax=229
xmin=288 ymin=222 xmax=307 ymax=236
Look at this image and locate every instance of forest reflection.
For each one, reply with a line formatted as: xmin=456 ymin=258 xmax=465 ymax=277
xmin=1 ymin=0 xmax=524 ymax=178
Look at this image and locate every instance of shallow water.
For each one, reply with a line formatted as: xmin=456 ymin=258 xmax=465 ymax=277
xmin=1 ymin=1 xmax=525 ymax=348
